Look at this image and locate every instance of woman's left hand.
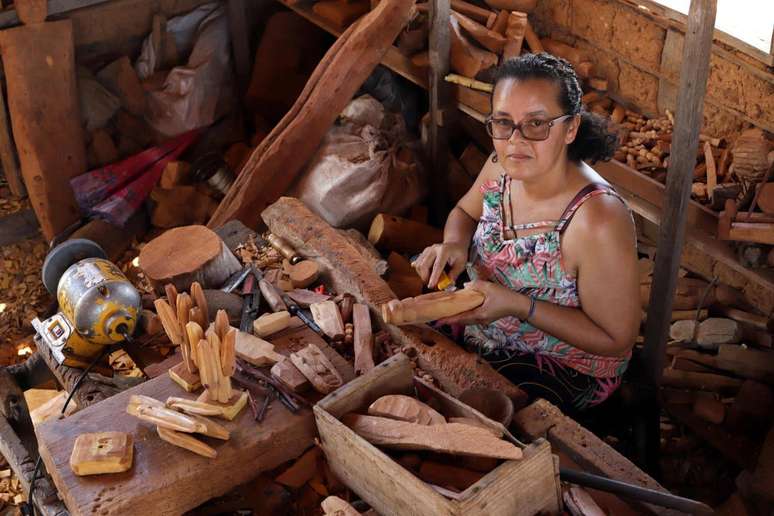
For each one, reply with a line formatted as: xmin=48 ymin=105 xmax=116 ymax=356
xmin=437 ymin=280 xmax=525 ymax=326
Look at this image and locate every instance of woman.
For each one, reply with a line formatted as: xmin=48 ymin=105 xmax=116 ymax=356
xmin=413 ymin=53 xmax=640 ymax=413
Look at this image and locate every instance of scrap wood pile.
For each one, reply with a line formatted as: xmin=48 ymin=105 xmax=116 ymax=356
xmin=0 ymin=459 xmax=25 ymax=510
xmin=635 ymin=242 xmax=774 ymax=508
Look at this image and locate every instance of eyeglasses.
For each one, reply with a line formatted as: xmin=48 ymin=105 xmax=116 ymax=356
xmin=485 ymin=113 xmax=572 ymax=141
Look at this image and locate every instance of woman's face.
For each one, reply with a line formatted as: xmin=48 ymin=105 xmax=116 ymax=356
xmin=490 ymin=78 xmax=580 ymax=181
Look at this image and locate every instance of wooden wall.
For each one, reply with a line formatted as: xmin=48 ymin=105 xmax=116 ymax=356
xmin=530 ymin=0 xmax=773 ymax=138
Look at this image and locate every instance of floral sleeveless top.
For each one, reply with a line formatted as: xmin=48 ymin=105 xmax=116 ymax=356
xmin=464 ymin=173 xmax=631 ymax=379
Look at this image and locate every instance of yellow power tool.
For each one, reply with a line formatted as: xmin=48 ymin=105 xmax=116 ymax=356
xmin=32 ymin=239 xmax=141 ymax=369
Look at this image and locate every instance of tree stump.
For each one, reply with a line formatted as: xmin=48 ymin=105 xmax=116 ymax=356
xmin=139 ymin=225 xmax=241 ymax=293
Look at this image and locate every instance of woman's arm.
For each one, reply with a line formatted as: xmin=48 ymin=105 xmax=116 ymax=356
xmin=415 ymin=155 xmax=498 ymax=287
xmin=441 ymin=194 xmax=640 ymax=358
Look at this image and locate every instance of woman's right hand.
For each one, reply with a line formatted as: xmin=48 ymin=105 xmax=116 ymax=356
xmin=412 ymin=241 xmax=469 ymax=289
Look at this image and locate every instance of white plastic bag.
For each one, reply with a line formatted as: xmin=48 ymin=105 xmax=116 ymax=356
xmin=137 ymin=3 xmax=233 ymax=137
xmin=292 ymin=95 xmax=425 ymax=230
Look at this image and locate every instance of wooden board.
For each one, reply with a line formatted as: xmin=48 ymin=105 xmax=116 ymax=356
xmin=36 ymin=371 xmax=316 ymax=515
xmin=0 ymin=19 xmax=85 ymax=240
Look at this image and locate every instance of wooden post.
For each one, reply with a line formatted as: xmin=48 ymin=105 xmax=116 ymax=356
xmin=0 ymin=81 xmax=24 ymax=197
xmin=428 ymin=0 xmax=451 ymax=224
xmin=641 ymin=0 xmax=717 ymax=386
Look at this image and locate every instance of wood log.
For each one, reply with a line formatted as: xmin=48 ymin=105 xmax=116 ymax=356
xmin=720 ymin=307 xmax=772 ymax=331
xmin=482 ymin=0 xmax=536 ymax=11
xmin=342 ymin=414 xmax=522 ymax=459
xmin=756 ymin=183 xmax=774 ymax=215
xmin=503 ymin=11 xmax=528 ymax=60
xmin=704 ymin=142 xmax=717 ymax=201
xmin=0 ymin=84 xmax=23 ymax=197
xmin=159 ymin=161 xmax=190 ymax=189
xmin=367 ymin=394 xmax=445 ymax=425
xmin=150 ymin=186 xmax=218 ymax=229
xmin=310 ymin=301 xmax=345 ymax=340
xmin=540 ymin=38 xmax=583 ymax=66
xmin=353 ymin=303 xmax=375 ymax=375
xmin=451 ymin=11 xmax=505 ymax=53
xmin=0 ymin=18 xmax=85 ymax=240
xmin=717 ymin=344 xmax=774 ymax=383
xmin=387 ymin=273 xmax=424 ymax=299
xmin=448 ymin=0 xmax=496 ymax=25
xmin=139 ymin=225 xmax=241 ymax=293
xmin=523 ymin=22 xmax=543 ymax=53
xmin=491 ymin=10 xmax=509 ymax=35
xmin=69 ymin=211 xmax=148 ymax=262
xmin=726 ymin=380 xmax=774 ymax=434
xmin=275 ymin=447 xmax=320 ymax=488
xmin=287 ymin=260 xmax=320 ymax=289
xmin=207 ymin=0 xmax=415 ymax=228
xmin=368 ymin=213 xmax=443 ymax=254
xmin=450 ymin=15 xmax=498 ymax=78
xmin=312 ymin=0 xmax=370 ymax=30
xmin=381 ymin=290 xmax=485 ymax=325
xmin=661 ymin=368 xmax=742 ymax=394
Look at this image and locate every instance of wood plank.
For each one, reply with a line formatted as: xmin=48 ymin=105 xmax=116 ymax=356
xmin=640 ymin=0 xmax=717 ymax=386
xmin=36 ymin=372 xmax=316 ymax=516
xmin=0 ymin=0 xmax=110 ymax=28
xmin=0 ymin=19 xmax=85 ymax=240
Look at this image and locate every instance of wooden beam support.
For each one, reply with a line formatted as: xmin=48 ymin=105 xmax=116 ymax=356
xmin=428 ymin=0 xmax=451 ymax=224
xmin=0 ymin=82 xmax=23 ymax=197
xmin=226 ymin=0 xmax=251 ymax=92
xmin=641 ymin=0 xmax=717 ymax=387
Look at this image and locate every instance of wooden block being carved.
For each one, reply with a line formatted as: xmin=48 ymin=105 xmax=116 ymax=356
xmin=353 ymin=303 xmax=375 ymax=375
xmin=368 ymin=394 xmax=445 ymax=425
xmin=450 ymin=15 xmax=498 ymax=78
xmin=290 ymin=344 xmax=344 ymax=394
xmin=503 ymin=11 xmax=528 ymax=60
xmin=343 ymin=414 xmax=523 ymax=459
xmin=381 ymin=290 xmax=485 ymax=326
xmin=451 ymin=11 xmax=506 ymax=53
xmin=168 ymin=361 xmax=201 ymax=392
xmin=70 ymin=432 xmax=133 ymax=476
xmin=418 ymin=461 xmax=485 ymax=491
xmin=368 ymin=213 xmax=443 ymax=255
xmin=235 ymin=331 xmax=285 ymax=366
xmin=271 ymin=358 xmax=311 ymax=393
xmin=254 ymin=311 xmax=292 ymax=337
xmin=196 ymin=389 xmax=249 ymax=421
xmin=310 ymin=301 xmax=345 ymax=340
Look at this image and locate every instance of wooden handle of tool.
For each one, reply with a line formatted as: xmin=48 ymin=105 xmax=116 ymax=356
xmin=381 ymin=289 xmax=485 ymax=325
xmin=267 ymin=234 xmax=302 ymax=264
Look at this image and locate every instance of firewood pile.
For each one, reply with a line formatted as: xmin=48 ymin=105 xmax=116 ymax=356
xmin=0 ymin=458 xmax=24 ymax=510
xmin=637 ymin=243 xmax=774 ymax=509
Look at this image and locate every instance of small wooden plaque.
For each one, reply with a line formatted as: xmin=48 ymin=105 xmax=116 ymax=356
xmin=196 ymin=389 xmax=249 ymax=421
xmin=169 ymin=361 xmax=201 ymax=392
xmin=69 ymin=432 xmax=133 ymax=476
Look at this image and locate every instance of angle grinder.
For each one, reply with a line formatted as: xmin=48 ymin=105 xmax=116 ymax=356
xmin=32 ymin=239 xmax=141 ymax=369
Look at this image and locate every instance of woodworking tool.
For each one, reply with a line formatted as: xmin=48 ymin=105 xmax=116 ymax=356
xmin=560 ymin=468 xmax=713 ymax=514
xmin=267 ymin=233 xmax=303 ymax=265
xmin=239 ymin=268 xmax=262 ymax=333
xmin=32 ymin=239 xmax=141 ymax=369
xmin=221 ymin=265 xmax=253 ymax=294
xmin=280 ymin=293 xmax=327 ymax=340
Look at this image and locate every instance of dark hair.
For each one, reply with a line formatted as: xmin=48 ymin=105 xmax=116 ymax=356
xmin=493 ymin=53 xmax=617 ymax=164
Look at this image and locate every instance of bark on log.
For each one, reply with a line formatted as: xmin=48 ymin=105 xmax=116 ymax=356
xmin=207 ymin=0 xmax=415 ymax=228
xmin=262 ymin=197 xmax=528 ymax=407
xmin=139 ymin=225 xmax=241 ymax=293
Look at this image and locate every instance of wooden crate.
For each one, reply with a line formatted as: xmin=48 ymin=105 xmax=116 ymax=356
xmin=314 ymin=354 xmax=561 ymax=516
